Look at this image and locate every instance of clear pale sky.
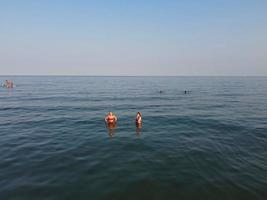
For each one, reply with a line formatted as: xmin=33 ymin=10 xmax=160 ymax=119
xmin=1 ymin=0 xmax=266 ymax=76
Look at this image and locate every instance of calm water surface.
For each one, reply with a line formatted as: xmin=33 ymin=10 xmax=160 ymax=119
xmin=0 ymin=76 xmax=266 ymax=200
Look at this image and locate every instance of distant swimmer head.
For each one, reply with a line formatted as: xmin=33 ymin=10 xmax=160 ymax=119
xmin=159 ymin=90 xmax=163 ymax=93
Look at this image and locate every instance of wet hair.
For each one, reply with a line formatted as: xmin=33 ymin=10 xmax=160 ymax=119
xmin=137 ymin=112 xmax=141 ymax=116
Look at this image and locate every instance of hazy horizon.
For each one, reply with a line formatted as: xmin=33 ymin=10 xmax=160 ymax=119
xmin=1 ymin=0 xmax=266 ymax=76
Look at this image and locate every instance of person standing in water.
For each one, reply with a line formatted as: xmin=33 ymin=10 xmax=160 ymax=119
xmin=136 ymin=112 xmax=142 ymax=124
xmin=105 ymin=112 xmax=117 ymax=137
xmin=105 ymin=112 xmax=117 ymax=124
xmin=3 ymin=80 xmax=14 ymax=88
xmin=135 ymin=112 xmax=142 ymax=135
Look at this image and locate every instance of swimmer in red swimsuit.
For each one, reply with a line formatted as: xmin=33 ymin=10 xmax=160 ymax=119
xmin=105 ymin=112 xmax=117 ymax=124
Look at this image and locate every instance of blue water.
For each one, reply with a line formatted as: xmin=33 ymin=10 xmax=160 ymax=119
xmin=0 ymin=76 xmax=266 ymax=200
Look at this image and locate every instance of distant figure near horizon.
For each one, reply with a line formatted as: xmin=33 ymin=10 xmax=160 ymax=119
xmin=2 ymin=80 xmax=14 ymax=88
xmin=184 ymin=90 xmax=191 ymax=94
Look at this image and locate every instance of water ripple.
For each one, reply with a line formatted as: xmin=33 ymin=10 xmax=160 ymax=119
xmin=0 ymin=76 xmax=266 ymax=200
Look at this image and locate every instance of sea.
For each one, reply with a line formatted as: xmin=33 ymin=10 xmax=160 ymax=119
xmin=0 ymin=76 xmax=266 ymax=200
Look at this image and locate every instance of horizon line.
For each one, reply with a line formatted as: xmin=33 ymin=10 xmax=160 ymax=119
xmin=0 ymin=75 xmax=267 ymax=77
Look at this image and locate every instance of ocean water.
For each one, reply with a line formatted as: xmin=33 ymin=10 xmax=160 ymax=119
xmin=0 ymin=76 xmax=266 ymax=200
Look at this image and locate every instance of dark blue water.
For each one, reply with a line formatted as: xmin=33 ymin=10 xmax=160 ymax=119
xmin=0 ymin=76 xmax=266 ymax=200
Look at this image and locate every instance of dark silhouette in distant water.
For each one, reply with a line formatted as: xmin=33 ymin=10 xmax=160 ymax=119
xmin=184 ymin=90 xmax=191 ymax=94
xmin=159 ymin=90 xmax=163 ymax=94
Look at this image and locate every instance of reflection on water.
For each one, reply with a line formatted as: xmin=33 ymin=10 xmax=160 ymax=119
xmin=106 ymin=122 xmax=117 ymax=137
xmin=136 ymin=123 xmax=142 ymax=135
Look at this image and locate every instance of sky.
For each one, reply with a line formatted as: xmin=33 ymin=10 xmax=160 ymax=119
xmin=0 ymin=0 xmax=266 ymax=76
